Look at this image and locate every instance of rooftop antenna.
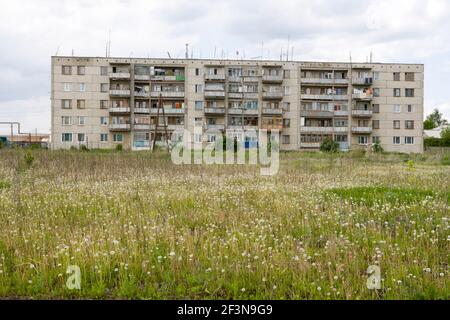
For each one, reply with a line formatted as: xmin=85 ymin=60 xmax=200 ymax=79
xmin=191 ymin=49 xmax=193 ymax=59
xmin=213 ymin=46 xmax=217 ymax=59
xmin=71 ymin=49 xmax=74 ymax=56
xmin=107 ymin=29 xmax=111 ymax=57
xmin=167 ymin=51 xmax=172 ymax=59
xmin=280 ymin=48 xmax=283 ymax=61
xmin=185 ymin=43 xmax=189 ymax=59
xmin=286 ymin=35 xmax=290 ymax=61
xmin=370 ymin=51 xmax=373 ymax=63
xmin=55 ymin=44 xmax=61 ymax=56
xmin=261 ymin=41 xmax=264 ymax=61
xmin=291 ymin=47 xmax=294 ymax=61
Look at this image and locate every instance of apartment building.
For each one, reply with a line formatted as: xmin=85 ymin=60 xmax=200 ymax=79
xmin=51 ymin=56 xmax=424 ymax=153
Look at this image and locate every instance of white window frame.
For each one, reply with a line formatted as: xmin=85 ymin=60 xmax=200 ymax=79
xmin=393 ymin=136 xmax=401 ymax=145
xmin=113 ymin=133 xmax=123 ymax=142
xmin=61 ymin=133 xmax=72 ymax=142
xmin=100 ymin=133 xmax=108 ymax=142
xmin=405 ymin=136 xmax=415 ymax=145
xmin=77 ymin=133 xmax=85 ymax=142
xmin=62 ymin=116 xmax=72 ymax=126
xmin=394 ymin=105 xmax=401 ymax=113
xmin=79 ymin=83 xmax=86 ymax=92
xmin=100 ymin=117 xmax=108 ymax=126
xmin=78 ymin=116 xmax=85 ymax=126
xmin=63 ymin=83 xmax=71 ymax=92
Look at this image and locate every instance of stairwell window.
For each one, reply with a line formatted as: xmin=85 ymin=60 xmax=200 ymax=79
xmin=394 ymin=105 xmax=401 ymax=113
xmin=407 ymin=104 xmax=414 ymax=113
xmin=373 ymin=104 xmax=380 ymax=113
xmin=62 ymin=66 xmax=72 ymax=75
xmin=100 ymin=100 xmax=108 ymax=109
xmin=283 ymin=119 xmax=291 ymax=128
xmin=393 ymin=120 xmax=400 ymax=129
xmin=79 ymin=83 xmax=86 ymax=92
xmin=195 ymin=85 xmax=203 ymax=93
xmin=78 ymin=116 xmax=85 ymax=125
xmin=195 ymin=101 xmax=203 ymax=110
xmin=77 ymin=99 xmax=85 ymax=109
xmin=405 ymin=120 xmax=414 ymax=129
xmin=100 ymin=66 xmax=108 ymax=76
xmin=100 ymin=117 xmax=108 ymax=126
xmin=63 ymin=83 xmax=72 ymax=92
xmin=393 ymin=72 xmax=400 ymax=81
xmin=405 ymin=72 xmax=415 ymax=81
xmin=405 ymin=136 xmax=415 ymax=145
xmin=372 ymin=120 xmax=380 ymax=129
xmin=373 ymin=88 xmax=380 ymax=97
xmin=283 ymin=102 xmax=290 ymax=111
xmin=100 ymin=83 xmax=108 ymax=92
xmin=393 ymin=88 xmax=401 ymax=97
xmin=61 ymin=116 xmax=72 ymax=125
xmin=61 ymin=99 xmax=72 ymax=109
xmin=62 ymin=133 xmax=72 ymax=142
xmin=405 ymin=88 xmax=415 ymax=97
xmin=77 ymin=66 xmax=85 ymax=75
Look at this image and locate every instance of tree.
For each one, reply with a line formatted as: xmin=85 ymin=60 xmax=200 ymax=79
xmin=424 ymin=108 xmax=448 ymax=129
xmin=320 ymin=138 xmax=339 ymax=153
xmin=441 ymin=126 xmax=450 ymax=146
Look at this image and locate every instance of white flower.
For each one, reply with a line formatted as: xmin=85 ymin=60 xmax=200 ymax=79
xmin=241 ymin=288 xmax=246 ymax=292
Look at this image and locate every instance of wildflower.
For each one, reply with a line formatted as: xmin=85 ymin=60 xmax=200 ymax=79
xmin=241 ymin=288 xmax=246 ymax=292
xmin=169 ymin=251 xmax=176 ymax=257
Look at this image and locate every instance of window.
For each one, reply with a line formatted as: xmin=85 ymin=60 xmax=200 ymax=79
xmin=358 ymin=136 xmax=368 ymax=145
xmin=77 ymin=99 xmax=85 ymax=109
xmin=78 ymin=116 xmax=85 ymax=125
xmin=393 ymin=88 xmax=401 ymax=97
xmin=100 ymin=66 xmax=108 ymax=76
xmin=405 ymin=72 xmax=415 ymax=81
xmin=113 ymin=133 xmax=123 ymax=142
xmin=373 ymin=104 xmax=380 ymax=113
xmin=195 ymin=84 xmax=203 ymax=93
xmin=194 ymin=118 xmax=203 ymax=126
xmin=77 ymin=133 xmax=85 ymax=142
xmin=62 ymin=66 xmax=72 ymax=75
xmin=393 ymin=136 xmax=401 ymax=145
xmin=373 ymin=72 xmax=380 ymax=80
xmin=393 ymin=120 xmax=400 ymax=129
xmin=283 ymin=70 xmax=290 ymax=79
xmin=77 ymin=66 xmax=85 ymax=75
xmin=405 ymin=88 xmax=415 ymax=97
xmin=405 ymin=120 xmax=414 ymax=129
xmin=100 ymin=100 xmax=108 ymax=109
xmin=394 ymin=105 xmax=401 ymax=113
xmin=194 ymin=133 xmax=202 ymax=143
xmin=282 ymin=135 xmax=290 ymax=144
xmin=63 ymin=83 xmax=71 ymax=92
xmin=407 ymin=104 xmax=414 ymax=113
xmin=283 ymin=119 xmax=291 ymax=128
xmin=373 ymin=88 xmax=380 ymax=97
xmin=100 ymin=83 xmax=108 ymax=92
xmin=99 ymin=133 xmax=108 ymax=142
xmin=100 ymin=117 xmax=108 ymax=126
xmin=372 ymin=120 xmax=380 ymax=129
xmin=284 ymin=86 xmax=290 ymax=95
xmin=405 ymin=136 xmax=415 ymax=145
xmin=195 ymin=68 xmax=200 ymax=76
xmin=61 ymin=116 xmax=72 ymax=125
xmin=207 ymin=134 xmax=216 ymax=143
xmin=79 ymin=83 xmax=86 ymax=92
xmin=61 ymin=99 xmax=72 ymax=109
xmin=393 ymin=72 xmax=400 ymax=81
xmin=195 ymin=101 xmax=203 ymax=110
xmin=62 ymin=133 xmax=72 ymax=142
xmin=372 ymin=136 xmax=380 ymax=144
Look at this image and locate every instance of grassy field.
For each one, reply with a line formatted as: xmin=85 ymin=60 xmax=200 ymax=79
xmin=0 ymin=148 xmax=448 ymax=300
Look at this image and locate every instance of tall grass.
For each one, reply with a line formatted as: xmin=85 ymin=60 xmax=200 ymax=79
xmin=0 ymin=149 xmax=448 ymax=299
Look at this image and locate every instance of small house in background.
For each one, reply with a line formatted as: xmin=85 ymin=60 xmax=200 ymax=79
xmin=0 ymin=134 xmax=50 ymax=148
xmin=424 ymin=125 xmax=449 ymax=139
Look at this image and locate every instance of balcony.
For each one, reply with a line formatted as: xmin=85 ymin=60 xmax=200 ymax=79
xmin=134 ymin=91 xmax=150 ymax=98
xmin=228 ymin=92 xmax=243 ymax=99
xmin=151 ymin=91 xmax=185 ymax=98
xmin=134 ymin=74 xmax=150 ymax=81
xmin=228 ymin=76 xmax=242 ymax=82
xmin=243 ymin=92 xmax=259 ymax=99
xmin=262 ymin=75 xmax=283 ymax=83
xmin=109 ymin=72 xmax=130 ymax=80
xmin=134 ymin=124 xmax=153 ymax=131
xmin=204 ymin=107 xmax=226 ymax=115
xmin=149 ymin=107 xmax=185 ymax=115
xmin=301 ymin=110 xmax=334 ymax=118
xmin=300 ymin=127 xmax=334 ymax=133
xmin=109 ymin=107 xmax=130 ymax=114
xmin=227 ymin=125 xmax=243 ymax=130
xmin=301 ymin=94 xmax=348 ymax=101
xmin=352 ymin=93 xmax=373 ymax=101
xmin=334 ymin=110 xmax=349 ymax=116
xmin=243 ymin=109 xmax=259 ymax=115
xmin=205 ymin=74 xmax=226 ymax=81
xmin=262 ymin=92 xmax=283 ymax=100
xmin=110 ymin=90 xmax=131 ymax=97
xmin=134 ymin=108 xmax=150 ymax=114
xmin=109 ymin=123 xmax=131 ymax=131
xmin=204 ymin=91 xmax=226 ymax=99
xmin=243 ymin=76 xmax=259 ymax=83
xmin=352 ymin=110 xmax=373 ymax=117
xmin=351 ymin=127 xmax=372 ymax=133
xmin=333 ymin=127 xmax=348 ymax=133
xmin=244 ymin=125 xmax=259 ymax=131
xmin=262 ymin=108 xmax=283 ymax=115
xmin=261 ymin=124 xmax=283 ymax=131
xmin=151 ymin=75 xmax=185 ymax=81
xmin=228 ymin=108 xmax=243 ymax=115
xmin=300 ymin=142 xmax=321 ymax=149
xmin=207 ymin=124 xmax=225 ymax=131
xmin=167 ymin=124 xmax=185 ymax=131
xmin=301 ymin=78 xmax=348 ymax=85
xmin=352 ymin=77 xmax=373 ymax=85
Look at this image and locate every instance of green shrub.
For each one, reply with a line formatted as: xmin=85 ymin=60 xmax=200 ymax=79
xmin=115 ymin=144 xmax=123 ymax=151
xmin=24 ymin=150 xmax=35 ymax=170
xmin=372 ymin=141 xmax=384 ymax=153
xmin=320 ymin=138 xmax=339 ymax=153
xmin=80 ymin=145 xmax=89 ymax=152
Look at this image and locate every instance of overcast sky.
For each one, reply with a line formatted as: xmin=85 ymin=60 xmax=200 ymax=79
xmin=1 ymin=0 xmax=450 ymax=134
